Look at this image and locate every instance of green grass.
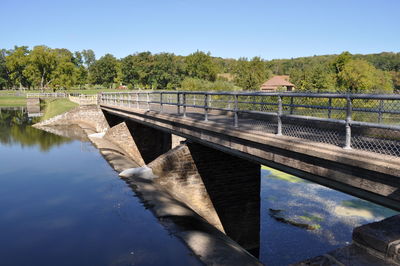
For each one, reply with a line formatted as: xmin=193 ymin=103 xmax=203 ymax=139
xmin=0 ymin=96 xmax=26 ymax=106
xmin=0 ymin=88 xmax=127 ymax=95
xmin=41 ymin=99 xmax=78 ymax=121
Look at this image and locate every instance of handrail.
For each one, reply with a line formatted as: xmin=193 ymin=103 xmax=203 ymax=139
xmin=98 ymin=91 xmax=400 ymax=157
xmin=26 ymin=92 xmax=67 ymax=98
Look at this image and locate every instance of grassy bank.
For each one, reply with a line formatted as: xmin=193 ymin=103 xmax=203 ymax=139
xmin=0 ymin=96 xmax=26 ymax=106
xmin=0 ymin=88 xmax=126 ymax=95
xmin=41 ymin=99 xmax=78 ymax=121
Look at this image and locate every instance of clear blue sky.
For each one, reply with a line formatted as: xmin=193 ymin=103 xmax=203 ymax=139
xmin=2 ymin=0 xmax=399 ymax=60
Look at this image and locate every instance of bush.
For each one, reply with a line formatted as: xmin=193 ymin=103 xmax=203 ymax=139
xmin=179 ymin=77 xmax=241 ymax=91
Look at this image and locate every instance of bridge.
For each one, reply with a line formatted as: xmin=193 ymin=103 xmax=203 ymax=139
xmin=97 ymin=90 xmax=400 ymax=262
xmin=99 ymin=91 xmax=400 ymax=211
xmin=33 ymin=90 xmax=400 ymax=264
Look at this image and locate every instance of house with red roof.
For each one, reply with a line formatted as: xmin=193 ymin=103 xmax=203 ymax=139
xmin=260 ymin=75 xmax=295 ymax=92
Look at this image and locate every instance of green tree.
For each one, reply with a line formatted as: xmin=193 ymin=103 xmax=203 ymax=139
xmin=151 ymin=53 xmax=184 ymax=89
xmin=290 ymin=64 xmax=336 ymax=92
xmin=390 ymin=71 xmax=400 ymax=92
xmin=121 ymin=52 xmax=154 ymax=88
xmin=81 ymin=49 xmax=96 ymax=68
xmin=23 ymin=46 xmax=58 ymax=89
xmin=89 ymin=54 xmax=118 ymax=88
xmin=338 ymin=59 xmax=393 ymax=93
xmin=234 ymin=57 xmax=270 ymax=90
xmin=185 ymin=51 xmax=217 ymax=81
xmin=0 ymin=49 xmax=10 ymax=89
xmin=5 ymin=46 xmax=30 ymax=89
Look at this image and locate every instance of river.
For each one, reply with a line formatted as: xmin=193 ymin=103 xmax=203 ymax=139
xmin=0 ymin=107 xmax=397 ymax=266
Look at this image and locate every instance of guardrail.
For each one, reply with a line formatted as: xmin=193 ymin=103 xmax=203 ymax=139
xmin=99 ymin=91 xmax=400 ymax=157
xmin=68 ymin=94 xmax=98 ymax=105
xmin=26 ymin=92 xmax=67 ymax=98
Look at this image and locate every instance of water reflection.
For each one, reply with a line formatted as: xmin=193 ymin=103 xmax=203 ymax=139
xmin=0 ymin=108 xmax=71 ymax=151
xmin=0 ymin=108 xmax=201 ymax=266
xmin=260 ymin=166 xmax=398 ymax=266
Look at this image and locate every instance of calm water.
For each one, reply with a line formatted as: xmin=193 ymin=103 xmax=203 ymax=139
xmin=260 ymin=168 xmax=398 ymax=265
xmin=0 ymin=108 xmax=397 ymax=266
xmin=0 ymin=108 xmax=200 ymax=266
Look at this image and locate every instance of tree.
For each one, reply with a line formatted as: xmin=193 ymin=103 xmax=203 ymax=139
xmin=185 ymin=51 xmax=217 ymax=81
xmin=81 ymin=49 xmax=96 ymax=68
xmin=5 ymin=46 xmax=30 ymax=89
xmin=338 ymin=59 xmax=393 ymax=93
xmin=290 ymin=64 xmax=336 ymax=92
xmin=0 ymin=49 xmax=10 ymax=89
xmin=333 ymin=51 xmax=352 ymax=74
xmin=390 ymin=71 xmax=400 ymax=92
xmin=89 ymin=54 xmax=118 ymax=88
xmin=23 ymin=46 xmax=58 ymax=89
xmin=121 ymin=52 xmax=154 ymax=88
xmin=151 ymin=53 xmax=184 ymax=89
xmin=233 ymin=57 xmax=270 ymax=90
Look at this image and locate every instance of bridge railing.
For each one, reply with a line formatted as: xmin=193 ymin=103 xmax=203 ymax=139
xmin=99 ymin=91 xmax=400 ymax=157
xmin=68 ymin=94 xmax=98 ymax=105
xmin=26 ymin=92 xmax=67 ymax=98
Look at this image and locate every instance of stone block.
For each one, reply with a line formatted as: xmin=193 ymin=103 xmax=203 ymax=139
xmin=353 ymin=214 xmax=400 ymax=264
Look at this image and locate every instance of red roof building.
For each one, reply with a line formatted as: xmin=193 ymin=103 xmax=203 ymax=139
xmin=260 ymin=75 xmax=295 ymax=92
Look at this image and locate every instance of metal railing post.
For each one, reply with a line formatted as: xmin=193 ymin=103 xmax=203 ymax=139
xmin=183 ymin=93 xmax=187 ymax=117
xmin=177 ymin=93 xmax=181 ymax=115
xmin=204 ymin=93 xmax=209 ymax=122
xmin=136 ymin=93 xmax=140 ymax=109
xmin=147 ymin=92 xmax=150 ymax=110
xmin=234 ymin=94 xmax=238 ymax=127
xmin=344 ymin=96 xmax=352 ymax=149
xmin=277 ymin=95 xmax=282 ymax=135
xmin=290 ymin=96 xmax=294 ymax=115
xmin=328 ymin=98 xmax=332 ymax=118
xmin=378 ymin=99 xmax=384 ymax=123
xmin=160 ymin=92 xmax=163 ymax=113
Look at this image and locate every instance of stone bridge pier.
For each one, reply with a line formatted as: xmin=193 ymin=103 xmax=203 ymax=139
xmin=102 ymin=110 xmax=261 ymax=257
xmin=103 ymin=110 xmax=172 ymax=163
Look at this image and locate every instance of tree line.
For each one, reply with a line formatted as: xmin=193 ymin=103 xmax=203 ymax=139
xmin=0 ymin=45 xmax=399 ymax=93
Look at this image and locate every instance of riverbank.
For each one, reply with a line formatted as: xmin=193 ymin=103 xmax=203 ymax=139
xmin=40 ymin=99 xmax=78 ymax=121
xmin=0 ymin=96 xmax=26 ymax=106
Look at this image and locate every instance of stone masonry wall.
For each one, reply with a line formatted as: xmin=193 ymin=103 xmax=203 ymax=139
xmin=148 ymin=141 xmax=261 ymax=256
xmin=125 ymin=120 xmax=172 ymax=164
xmin=34 ymin=105 xmax=109 ymax=133
xmin=103 ymin=122 xmax=145 ymax=166
xmin=148 ymin=144 xmax=225 ymax=233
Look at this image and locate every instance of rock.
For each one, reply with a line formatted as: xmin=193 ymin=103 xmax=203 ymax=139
xmin=119 ymin=166 xmax=156 ymax=179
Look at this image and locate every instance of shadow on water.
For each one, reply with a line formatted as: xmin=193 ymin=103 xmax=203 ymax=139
xmin=0 ymin=107 xmax=72 ymax=151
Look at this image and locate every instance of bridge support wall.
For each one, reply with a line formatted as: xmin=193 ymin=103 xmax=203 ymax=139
xmin=102 ymin=110 xmax=172 ymax=164
xmin=148 ymin=141 xmax=260 ymax=257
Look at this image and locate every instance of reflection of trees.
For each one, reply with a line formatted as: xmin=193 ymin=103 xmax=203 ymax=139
xmin=0 ymin=109 xmax=71 ymax=151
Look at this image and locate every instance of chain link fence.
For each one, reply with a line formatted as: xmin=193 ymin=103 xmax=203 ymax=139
xmin=100 ymin=91 xmax=400 ymax=157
